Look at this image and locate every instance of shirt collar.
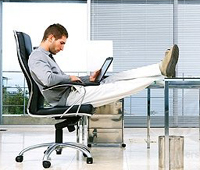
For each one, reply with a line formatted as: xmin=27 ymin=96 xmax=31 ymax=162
xmin=38 ymin=46 xmax=51 ymax=56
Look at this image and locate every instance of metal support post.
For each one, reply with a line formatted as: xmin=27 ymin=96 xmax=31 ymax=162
xmin=164 ymin=80 xmax=170 ymax=170
xmin=0 ymin=1 xmax=3 ymax=124
xmin=147 ymin=88 xmax=151 ymax=149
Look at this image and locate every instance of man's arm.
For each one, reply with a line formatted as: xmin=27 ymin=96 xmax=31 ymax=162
xmin=28 ymin=52 xmax=73 ymax=87
xmin=70 ymin=75 xmax=83 ymax=83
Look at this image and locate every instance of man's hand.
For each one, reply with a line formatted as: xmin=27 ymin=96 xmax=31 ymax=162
xmin=70 ymin=75 xmax=83 ymax=83
xmin=90 ymin=69 xmax=101 ymax=82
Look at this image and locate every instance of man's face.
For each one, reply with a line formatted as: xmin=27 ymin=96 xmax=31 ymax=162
xmin=49 ymin=35 xmax=67 ymax=55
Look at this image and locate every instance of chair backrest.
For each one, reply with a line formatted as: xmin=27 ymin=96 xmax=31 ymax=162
xmin=14 ymin=31 xmax=45 ymax=115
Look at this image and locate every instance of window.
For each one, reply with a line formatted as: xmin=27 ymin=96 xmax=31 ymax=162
xmin=2 ymin=2 xmax=87 ymax=115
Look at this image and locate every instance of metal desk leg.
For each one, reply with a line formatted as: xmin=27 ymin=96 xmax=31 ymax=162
xmin=164 ymin=81 xmax=170 ymax=170
xmin=147 ymin=88 xmax=151 ymax=149
xmin=82 ymin=116 xmax=85 ymax=142
xmin=199 ymin=89 xmax=200 ymax=140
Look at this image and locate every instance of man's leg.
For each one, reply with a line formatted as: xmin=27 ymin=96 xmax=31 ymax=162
xmin=66 ymin=44 xmax=179 ymax=107
xmin=102 ymin=44 xmax=179 ymax=83
xmin=102 ymin=63 xmax=160 ymax=83
xmin=66 ymin=75 xmax=162 ymax=107
xmin=66 ymin=62 xmax=162 ymax=107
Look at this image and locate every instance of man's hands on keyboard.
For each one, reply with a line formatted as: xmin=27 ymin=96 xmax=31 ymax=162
xmin=89 ymin=69 xmax=101 ymax=82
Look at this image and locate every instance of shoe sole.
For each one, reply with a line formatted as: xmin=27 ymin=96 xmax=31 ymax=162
xmin=166 ymin=44 xmax=179 ymax=77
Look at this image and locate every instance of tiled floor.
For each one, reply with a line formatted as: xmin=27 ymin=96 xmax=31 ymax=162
xmin=0 ymin=126 xmax=200 ymax=170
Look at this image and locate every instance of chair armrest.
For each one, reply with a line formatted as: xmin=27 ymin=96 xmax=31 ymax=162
xmin=42 ymin=82 xmax=85 ymax=91
xmin=42 ymin=82 xmax=87 ymax=118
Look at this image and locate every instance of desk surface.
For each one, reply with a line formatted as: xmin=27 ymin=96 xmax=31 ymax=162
xmin=165 ymin=77 xmax=200 ymax=88
xmin=148 ymin=77 xmax=200 ymax=89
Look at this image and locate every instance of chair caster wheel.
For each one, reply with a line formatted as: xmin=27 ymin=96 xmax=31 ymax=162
xmin=121 ymin=143 xmax=126 ymax=147
xmin=87 ymin=144 xmax=92 ymax=147
xmin=43 ymin=161 xmax=51 ymax=168
xmin=16 ymin=155 xmax=23 ymax=162
xmin=56 ymin=148 xmax=62 ymax=155
xmin=87 ymin=157 xmax=93 ymax=164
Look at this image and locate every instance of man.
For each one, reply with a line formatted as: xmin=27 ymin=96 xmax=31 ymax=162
xmin=28 ymin=23 xmax=179 ymax=108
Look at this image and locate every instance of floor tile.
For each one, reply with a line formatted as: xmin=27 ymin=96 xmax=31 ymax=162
xmin=0 ymin=126 xmax=200 ymax=170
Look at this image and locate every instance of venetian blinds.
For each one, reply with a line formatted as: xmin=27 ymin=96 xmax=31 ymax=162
xmin=178 ymin=0 xmax=200 ymax=77
xmin=90 ymin=0 xmax=174 ymax=72
xmin=90 ymin=0 xmax=200 ymax=127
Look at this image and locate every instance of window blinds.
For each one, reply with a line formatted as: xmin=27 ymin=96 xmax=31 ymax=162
xmin=90 ymin=0 xmax=200 ymax=127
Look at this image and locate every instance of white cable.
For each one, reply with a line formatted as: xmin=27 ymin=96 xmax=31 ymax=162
xmin=60 ymin=86 xmax=86 ymax=118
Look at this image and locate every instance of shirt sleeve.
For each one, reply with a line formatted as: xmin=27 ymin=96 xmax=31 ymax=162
xmin=28 ymin=51 xmax=71 ymax=87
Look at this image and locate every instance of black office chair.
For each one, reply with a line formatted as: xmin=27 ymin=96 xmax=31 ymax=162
xmin=13 ymin=31 xmax=94 ymax=168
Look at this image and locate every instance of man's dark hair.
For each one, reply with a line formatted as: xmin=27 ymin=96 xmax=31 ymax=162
xmin=42 ymin=23 xmax=68 ymax=41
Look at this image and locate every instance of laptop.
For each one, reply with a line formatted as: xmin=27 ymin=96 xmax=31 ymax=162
xmin=79 ymin=57 xmax=113 ymax=86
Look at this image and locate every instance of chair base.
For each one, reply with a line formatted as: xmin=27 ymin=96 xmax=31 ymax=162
xmin=15 ymin=142 xmax=93 ymax=168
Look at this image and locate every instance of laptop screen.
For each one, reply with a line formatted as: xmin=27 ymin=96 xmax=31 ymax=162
xmin=96 ymin=57 xmax=113 ymax=82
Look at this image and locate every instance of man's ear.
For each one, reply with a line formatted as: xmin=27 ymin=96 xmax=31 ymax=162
xmin=47 ymin=34 xmax=55 ymax=43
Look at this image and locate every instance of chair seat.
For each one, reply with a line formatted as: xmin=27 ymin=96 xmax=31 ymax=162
xmin=32 ymin=104 xmax=94 ymax=116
